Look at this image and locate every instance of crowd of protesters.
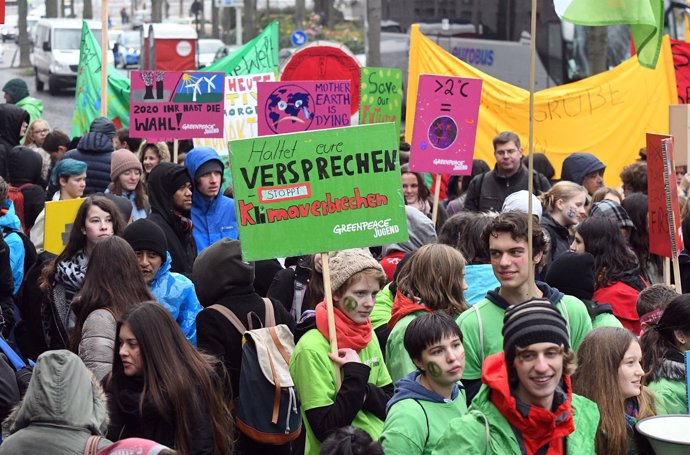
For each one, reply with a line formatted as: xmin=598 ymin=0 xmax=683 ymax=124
xmin=0 ymin=82 xmax=688 ymax=455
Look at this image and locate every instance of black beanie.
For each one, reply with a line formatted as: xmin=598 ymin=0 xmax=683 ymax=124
xmin=502 ymin=299 xmax=570 ymax=366
xmin=122 ymin=219 xmax=168 ymax=259
xmin=162 ymin=165 xmax=192 ymax=197
xmin=544 ymin=252 xmax=595 ymax=301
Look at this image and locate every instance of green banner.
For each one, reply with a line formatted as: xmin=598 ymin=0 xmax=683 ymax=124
xmin=359 ymin=67 xmax=403 ymax=140
xmin=70 ymin=21 xmax=131 ymax=138
xmin=230 ymin=123 xmax=408 ymax=261
xmin=202 ymin=22 xmax=279 ymax=76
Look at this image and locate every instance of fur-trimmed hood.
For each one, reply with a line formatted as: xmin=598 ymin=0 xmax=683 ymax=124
xmin=3 ymin=350 xmax=109 ymax=438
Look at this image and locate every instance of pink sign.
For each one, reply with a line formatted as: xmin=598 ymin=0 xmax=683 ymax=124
xmin=130 ymin=71 xmax=225 ymax=141
xmin=257 ymin=80 xmax=351 ymax=136
xmin=410 ymin=74 xmax=483 ymax=175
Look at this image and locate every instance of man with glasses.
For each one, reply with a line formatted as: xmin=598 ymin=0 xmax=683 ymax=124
xmin=464 ymin=131 xmax=551 ymax=212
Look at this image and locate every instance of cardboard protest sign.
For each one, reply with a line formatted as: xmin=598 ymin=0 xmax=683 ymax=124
xmin=130 ymin=71 xmax=225 ymax=141
xmin=646 ymin=133 xmax=684 ymax=258
xmin=257 ymin=80 xmax=351 ymax=136
xmin=229 ymin=123 xmax=408 ymax=261
xmin=410 ymin=74 xmax=482 ymax=175
xmin=44 ymin=198 xmax=85 ymax=255
xmin=359 ymin=67 xmax=403 ymax=139
xmin=193 ymin=72 xmax=276 ymax=157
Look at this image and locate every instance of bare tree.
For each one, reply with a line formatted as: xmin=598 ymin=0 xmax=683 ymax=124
xmin=212 ymin=3 xmax=220 ymax=39
xmin=18 ymin=0 xmax=31 ymax=66
xmin=151 ymin=0 xmax=163 ymax=23
xmin=46 ymin=0 xmax=59 ymax=17
xmin=83 ymin=0 xmax=93 ymax=19
xmin=367 ymin=0 xmax=381 ymax=66
xmin=295 ymin=0 xmax=305 ymax=28
xmin=586 ymin=26 xmax=607 ymax=76
xmin=243 ymin=0 xmax=257 ymax=43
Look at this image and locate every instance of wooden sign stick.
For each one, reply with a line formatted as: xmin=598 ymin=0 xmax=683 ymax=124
xmin=431 ymin=173 xmax=442 ymax=226
xmin=321 ymin=252 xmax=342 ymax=389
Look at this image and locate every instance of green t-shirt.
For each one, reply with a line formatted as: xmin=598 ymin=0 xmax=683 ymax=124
xmin=457 ymin=295 xmax=592 ymax=380
xmin=386 ymin=312 xmax=425 ymax=382
xmin=370 ymin=283 xmax=394 ymax=330
xmin=381 ymin=387 xmax=467 ymax=455
xmin=290 ymin=328 xmax=393 ymax=455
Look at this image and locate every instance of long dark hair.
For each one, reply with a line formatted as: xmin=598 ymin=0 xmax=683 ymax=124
xmin=400 ymin=163 xmax=430 ymax=201
xmin=576 ymin=216 xmax=639 ymax=288
xmin=621 ymin=193 xmax=662 ymax=281
xmin=641 ymin=294 xmax=690 ymax=382
xmin=112 ymin=303 xmax=233 ymax=455
xmin=40 ymin=195 xmax=126 ymax=293
xmin=109 ymin=178 xmax=148 ymax=211
xmin=69 ymin=236 xmax=153 ymax=351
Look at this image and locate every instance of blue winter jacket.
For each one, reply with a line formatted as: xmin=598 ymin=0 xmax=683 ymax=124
xmin=0 ymin=201 xmax=25 ymax=294
xmin=184 ymin=148 xmax=238 ymax=252
xmin=150 ymin=253 xmax=202 ymax=345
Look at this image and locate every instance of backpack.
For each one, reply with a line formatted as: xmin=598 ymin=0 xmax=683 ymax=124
xmin=2 ymin=227 xmax=38 ymax=277
xmin=6 ymin=183 xmax=31 ymax=233
xmin=209 ymin=298 xmax=302 ymax=444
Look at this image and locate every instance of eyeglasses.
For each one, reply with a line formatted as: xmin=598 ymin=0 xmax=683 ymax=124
xmin=34 ymin=129 xmax=50 ymax=135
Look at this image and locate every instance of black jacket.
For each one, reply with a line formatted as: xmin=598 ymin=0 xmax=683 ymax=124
xmin=105 ymin=373 xmax=214 ymax=454
xmin=195 ymin=285 xmax=295 ymax=395
xmin=540 ymin=212 xmax=572 ymax=265
xmin=147 ymin=163 xmax=197 ymax=276
xmin=0 ymin=237 xmax=14 ymax=338
xmin=0 ymin=104 xmax=29 ymax=181
xmin=63 ymin=132 xmax=113 ymax=195
xmin=7 ymin=146 xmax=46 ymax=231
xmin=464 ymin=165 xmax=551 ymax=212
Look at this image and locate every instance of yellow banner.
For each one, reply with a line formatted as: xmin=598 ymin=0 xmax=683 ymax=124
xmin=44 ymin=198 xmax=85 ymax=255
xmin=405 ymin=26 xmax=678 ymax=187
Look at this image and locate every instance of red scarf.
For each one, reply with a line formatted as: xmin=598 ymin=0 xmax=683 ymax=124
xmin=388 ymin=290 xmax=432 ymax=329
xmin=315 ymin=302 xmax=372 ymax=351
xmin=483 ymin=353 xmax=574 ymax=455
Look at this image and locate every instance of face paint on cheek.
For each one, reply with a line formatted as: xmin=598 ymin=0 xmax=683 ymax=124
xmin=427 ymin=362 xmax=443 ymax=378
xmin=566 ymin=208 xmax=577 ymax=219
xmin=343 ymin=296 xmax=358 ymax=312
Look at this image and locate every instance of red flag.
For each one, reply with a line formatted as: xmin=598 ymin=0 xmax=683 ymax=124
xmin=1 ymin=0 xmax=6 ymax=25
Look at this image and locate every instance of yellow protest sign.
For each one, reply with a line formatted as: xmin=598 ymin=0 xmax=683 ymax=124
xmin=44 ymin=198 xmax=85 ymax=255
xmin=405 ymin=26 xmax=678 ymax=187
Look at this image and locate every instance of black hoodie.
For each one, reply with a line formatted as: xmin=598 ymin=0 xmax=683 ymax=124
xmin=147 ymin=162 xmax=197 ymax=276
xmin=0 ymin=104 xmax=30 ymax=180
xmin=7 ymin=146 xmax=45 ymax=231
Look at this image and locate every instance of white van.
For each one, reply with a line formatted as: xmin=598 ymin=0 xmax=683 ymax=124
xmin=31 ymin=19 xmax=113 ymax=95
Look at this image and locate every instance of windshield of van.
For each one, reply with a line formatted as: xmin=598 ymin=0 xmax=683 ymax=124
xmin=54 ymin=28 xmax=103 ymax=50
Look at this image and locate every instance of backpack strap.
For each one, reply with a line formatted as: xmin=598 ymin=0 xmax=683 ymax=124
xmin=209 ymin=304 xmax=248 ymax=334
xmin=469 ymin=410 xmax=491 ymax=454
xmin=83 ymin=435 xmax=103 ymax=455
xmin=263 ymin=297 xmax=276 ymax=327
xmin=412 ymin=399 xmax=430 ymax=448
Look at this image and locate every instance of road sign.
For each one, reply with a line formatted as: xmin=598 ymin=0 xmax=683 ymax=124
xmin=291 ymin=29 xmax=307 ymax=47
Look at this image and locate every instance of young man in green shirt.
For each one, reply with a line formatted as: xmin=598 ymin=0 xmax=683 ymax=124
xmin=381 ymin=312 xmax=467 ymax=455
xmin=456 ymin=211 xmax=592 ymax=402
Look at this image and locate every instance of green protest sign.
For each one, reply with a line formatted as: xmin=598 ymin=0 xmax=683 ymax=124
xmin=359 ymin=67 xmax=403 ymax=140
xmin=230 ymin=123 xmax=408 ymax=261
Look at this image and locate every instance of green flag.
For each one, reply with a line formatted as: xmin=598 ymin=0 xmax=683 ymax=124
xmin=202 ymin=22 xmax=279 ymax=75
xmin=559 ymin=0 xmax=663 ymax=69
xmin=70 ymin=21 xmax=131 ymax=138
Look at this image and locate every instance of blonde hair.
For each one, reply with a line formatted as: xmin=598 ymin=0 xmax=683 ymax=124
xmin=137 ymin=140 xmax=171 ymax=183
xmin=397 ymin=244 xmax=468 ymax=315
xmin=541 ymin=181 xmax=587 ymax=212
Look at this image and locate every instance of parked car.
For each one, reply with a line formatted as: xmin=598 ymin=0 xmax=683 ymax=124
xmin=1 ymin=15 xmax=18 ymax=42
xmin=212 ymin=44 xmax=240 ymax=63
xmin=31 ymin=19 xmax=113 ymax=94
xmin=197 ymin=38 xmax=223 ymax=67
xmin=114 ymin=30 xmax=141 ymax=68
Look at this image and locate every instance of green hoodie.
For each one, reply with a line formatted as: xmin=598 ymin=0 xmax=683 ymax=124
xmin=3 ymin=79 xmax=44 ymax=125
xmin=16 ymin=97 xmax=44 ymax=126
xmin=0 ymin=350 xmax=111 ymax=454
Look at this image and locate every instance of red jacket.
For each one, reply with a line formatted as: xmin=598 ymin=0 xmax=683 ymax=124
xmin=593 ymin=281 xmax=643 ymax=335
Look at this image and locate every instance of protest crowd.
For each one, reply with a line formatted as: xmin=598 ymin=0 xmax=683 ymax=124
xmin=0 ymin=13 xmax=689 ymax=455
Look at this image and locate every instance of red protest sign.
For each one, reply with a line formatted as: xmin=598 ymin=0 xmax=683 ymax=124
xmin=0 ymin=0 xmax=5 ymax=25
xmin=646 ymin=133 xmax=684 ymax=258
